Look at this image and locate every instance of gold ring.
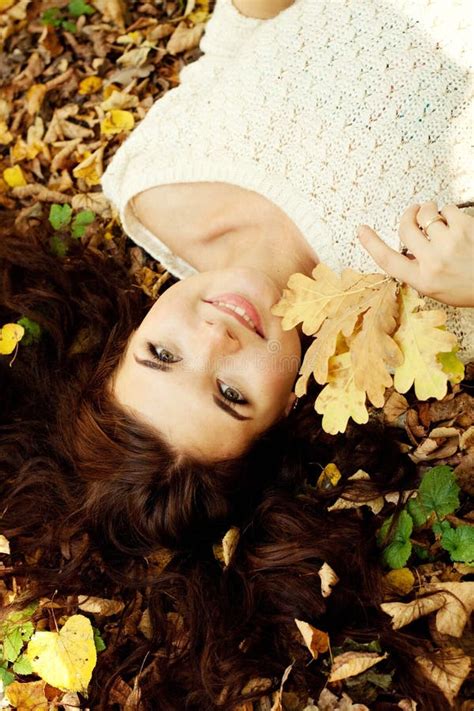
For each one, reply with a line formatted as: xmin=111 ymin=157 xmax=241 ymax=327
xmin=420 ymin=213 xmax=447 ymax=237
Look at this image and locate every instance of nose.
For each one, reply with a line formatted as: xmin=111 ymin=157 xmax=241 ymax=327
xmin=201 ymin=318 xmax=240 ymax=356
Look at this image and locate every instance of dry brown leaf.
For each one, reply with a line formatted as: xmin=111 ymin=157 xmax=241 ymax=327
xmin=241 ymin=677 xmax=273 ymax=695
xmin=313 ymin=688 xmax=370 ymax=711
xmin=5 ymin=680 xmax=48 ymax=711
xmin=71 ymin=191 xmax=113 ymax=218
xmin=397 ymin=700 xmax=417 ymax=711
xmin=212 ymin=526 xmax=239 ymax=567
xmin=166 ymin=21 xmax=205 ymax=55
xmin=422 ymin=582 xmax=474 ymax=637
xmin=328 ymin=470 xmax=384 ymax=514
xmin=0 ymin=533 xmax=10 ymax=554
xmin=77 ymin=595 xmax=125 ymax=616
xmin=318 ymin=562 xmax=339 ymax=598
xmin=60 ymin=692 xmax=81 ymax=710
xmin=117 ymin=47 xmax=151 ymax=68
xmin=270 ymin=661 xmax=294 ymax=711
xmin=26 ymin=83 xmax=47 ymax=115
xmin=381 ymin=582 xmax=474 ymax=637
xmin=92 ymin=0 xmax=126 ymax=29
xmin=383 ymin=390 xmax=409 ymax=426
xmin=415 ymin=647 xmax=471 ymax=705
xmin=294 ymin=619 xmax=329 ymax=659
xmin=460 ymin=425 xmax=474 ymax=451
xmin=328 ymin=651 xmax=387 ymax=682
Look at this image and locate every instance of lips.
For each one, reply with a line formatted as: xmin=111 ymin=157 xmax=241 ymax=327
xmin=204 ymin=293 xmax=265 ymax=338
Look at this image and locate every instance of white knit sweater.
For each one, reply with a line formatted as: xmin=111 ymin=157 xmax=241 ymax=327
xmin=101 ymin=0 xmax=473 ymax=360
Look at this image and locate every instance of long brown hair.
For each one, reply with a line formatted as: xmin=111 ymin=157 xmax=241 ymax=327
xmin=0 ymin=213 xmax=444 ymax=709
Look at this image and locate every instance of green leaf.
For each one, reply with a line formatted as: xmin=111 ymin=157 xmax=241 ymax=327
xmin=418 ymin=465 xmax=460 ymax=519
xmin=12 ymin=653 xmax=33 ymax=675
xmin=413 ymin=544 xmax=431 ymax=561
xmin=16 ymin=317 xmax=42 ymax=346
xmin=67 ymin=0 xmax=95 ymax=17
xmin=92 ymin=626 xmax=106 ymax=652
xmin=49 ymin=203 xmax=72 ymax=231
xmin=0 ymin=665 xmax=15 ymax=686
xmin=62 ymin=19 xmax=78 ymax=32
xmin=2 ymin=627 xmax=22 ymax=663
xmin=71 ymin=209 xmax=95 ymax=238
xmin=406 ymin=496 xmax=428 ymax=527
xmin=438 ymin=348 xmax=465 ymax=385
xmin=41 ymin=8 xmax=63 ymax=27
xmin=49 ymin=234 xmax=69 ymax=257
xmin=383 ymin=539 xmax=412 ymax=569
xmin=379 ymin=511 xmax=413 ymax=569
xmin=441 ymin=525 xmax=474 ymax=563
xmin=432 ymin=519 xmax=451 ymax=537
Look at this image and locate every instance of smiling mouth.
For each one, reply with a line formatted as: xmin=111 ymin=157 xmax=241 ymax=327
xmin=203 ymin=294 xmax=265 ymax=338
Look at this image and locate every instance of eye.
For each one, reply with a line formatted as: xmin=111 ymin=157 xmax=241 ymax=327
xmin=218 ymin=380 xmax=248 ymax=405
xmin=147 ymin=342 xmax=182 ymax=364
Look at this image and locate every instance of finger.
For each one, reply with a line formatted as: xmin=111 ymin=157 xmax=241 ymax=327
xmin=398 ymin=204 xmax=431 ymax=256
xmin=358 ymin=225 xmax=419 ymax=283
xmin=440 ymin=203 xmax=463 ymax=226
xmin=416 ymin=201 xmax=448 ymax=240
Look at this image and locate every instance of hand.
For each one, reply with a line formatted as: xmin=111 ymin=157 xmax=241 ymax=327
xmin=357 ymin=202 xmax=474 ymax=307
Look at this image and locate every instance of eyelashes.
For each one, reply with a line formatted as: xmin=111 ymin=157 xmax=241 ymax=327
xmin=145 ymin=342 xmax=249 ymax=408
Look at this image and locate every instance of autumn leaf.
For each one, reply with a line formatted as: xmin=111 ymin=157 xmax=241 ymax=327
xmin=328 ymin=470 xmax=384 ymax=515
xmin=78 ymin=76 xmax=103 ymax=95
xmin=73 ymin=147 xmax=104 ymax=186
xmin=0 ymin=534 xmax=10 ymax=554
xmin=415 ymin=647 xmax=471 ymax=705
xmin=314 ymin=352 xmax=369 ymax=435
xmin=393 ymin=286 xmax=457 ymax=401
xmin=3 ymin=165 xmax=27 ymax=188
xmin=438 ymin=348 xmax=465 ymax=385
xmin=26 ymin=614 xmax=97 ymax=693
xmin=100 ymin=110 xmax=135 ymax=136
xmin=77 ymin=596 xmax=124 ymax=616
xmin=328 ymin=651 xmax=388 ymax=682
xmin=318 ymin=562 xmax=339 ymax=598
xmin=294 ymin=619 xmax=329 ymax=659
xmin=316 ymin=463 xmax=341 ymax=490
xmin=381 ymin=582 xmax=474 ymax=637
xmin=212 ymin=526 xmax=239 ymax=567
xmin=383 ymin=568 xmax=415 ymax=596
xmin=166 ymin=20 xmax=205 ymax=55
xmin=5 ymin=680 xmax=48 ymax=711
xmin=0 ymin=323 xmax=25 ymax=355
xmin=350 ymin=278 xmax=403 ymax=407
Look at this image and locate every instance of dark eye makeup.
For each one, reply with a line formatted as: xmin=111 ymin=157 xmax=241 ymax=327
xmin=145 ymin=342 xmax=249 ymax=409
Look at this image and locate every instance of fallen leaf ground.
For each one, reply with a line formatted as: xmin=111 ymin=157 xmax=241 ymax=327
xmin=0 ymin=1 xmax=473 ymax=709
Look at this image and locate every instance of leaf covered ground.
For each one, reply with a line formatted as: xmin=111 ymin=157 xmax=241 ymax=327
xmin=0 ymin=1 xmax=473 ymax=709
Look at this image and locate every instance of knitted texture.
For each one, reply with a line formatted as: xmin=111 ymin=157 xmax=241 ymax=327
xmin=101 ymin=0 xmax=473 ymax=360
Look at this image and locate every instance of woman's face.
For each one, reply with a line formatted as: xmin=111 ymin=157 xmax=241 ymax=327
xmin=111 ymin=268 xmax=301 ymax=461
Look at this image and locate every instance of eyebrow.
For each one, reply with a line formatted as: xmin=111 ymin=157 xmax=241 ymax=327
xmin=134 ymin=355 xmax=253 ymax=422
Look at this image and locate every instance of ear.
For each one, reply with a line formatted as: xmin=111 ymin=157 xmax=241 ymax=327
xmin=283 ymin=392 xmax=297 ymax=417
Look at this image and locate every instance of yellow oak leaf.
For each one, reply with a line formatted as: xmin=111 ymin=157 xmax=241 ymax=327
xmin=78 ymin=75 xmax=103 ymax=95
xmin=438 ymin=347 xmax=465 ymax=385
xmin=393 ymin=286 xmax=458 ymax=400
xmin=5 ymin=680 xmax=48 ymax=711
xmin=328 ymin=651 xmax=388 ymax=682
xmin=100 ymin=109 xmax=135 ymax=135
xmin=314 ymin=353 xmax=369 ymax=435
xmin=0 ymin=323 xmax=25 ymax=354
xmin=3 ymin=165 xmax=27 ymax=187
xmin=350 ymin=278 xmax=403 ymax=407
xmin=294 ymin=619 xmax=329 ymax=659
xmin=26 ymin=614 xmax=97 ymax=693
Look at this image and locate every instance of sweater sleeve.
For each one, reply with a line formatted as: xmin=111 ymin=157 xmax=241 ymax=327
xmin=178 ymin=0 xmax=264 ymax=87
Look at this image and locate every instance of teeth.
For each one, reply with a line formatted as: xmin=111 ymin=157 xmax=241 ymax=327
xmin=214 ymin=301 xmax=257 ymax=332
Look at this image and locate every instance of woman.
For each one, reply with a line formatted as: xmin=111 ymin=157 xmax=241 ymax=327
xmin=0 ymin=0 xmax=472 ymax=707
xmin=101 ymin=0 xmax=473 ymax=461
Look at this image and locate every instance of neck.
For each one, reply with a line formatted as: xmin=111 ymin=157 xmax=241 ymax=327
xmin=187 ymin=193 xmax=318 ymax=291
